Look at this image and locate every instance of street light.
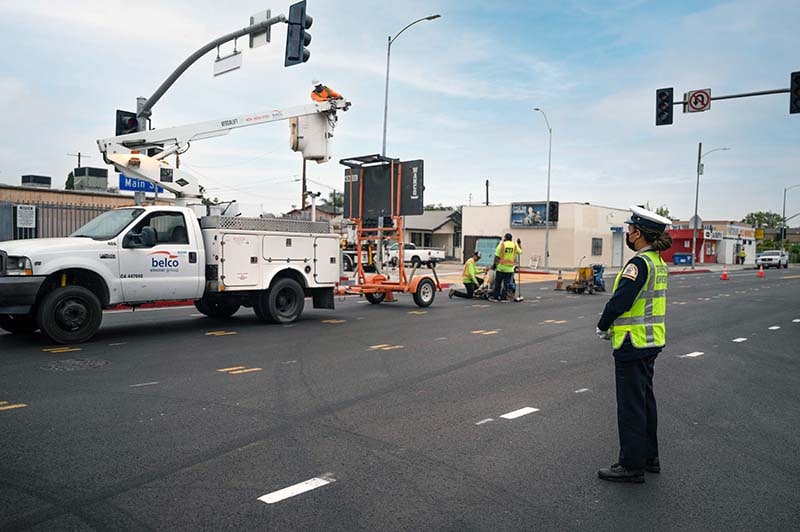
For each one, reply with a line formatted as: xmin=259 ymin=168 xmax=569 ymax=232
xmin=782 ymin=184 xmax=800 ymax=250
xmin=381 ymin=14 xmax=441 ymax=156
xmin=691 ymin=143 xmax=730 ymax=269
xmin=533 ymin=108 xmax=552 ymax=271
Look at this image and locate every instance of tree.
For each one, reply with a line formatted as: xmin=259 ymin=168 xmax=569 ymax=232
xmin=655 ymin=205 xmax=670 ymax=219
xmin=65 ymin=172 xmax=75 ymax=190
xmin=741 ymin=211 xmax=783 ymax=228
xmin=423 ymin=203 xmax=451 ymax=211
xmin=320 ymin=190 xmax=343 ymax=211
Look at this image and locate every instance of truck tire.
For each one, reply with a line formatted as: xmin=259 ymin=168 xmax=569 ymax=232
xmin=365 ymin=292 xmax=386 ymax=304
xmin=37 ymin=286 xmax=102 ymax=344
xmin=194 ymin=297 xmax=240 ymax=318
xmin=252 ymin=294 xmax=273 ymax=323
xmin=343 ymin=254 xmax=354 ymax=272
xmin=413 ymin=278 xmax=436 ymax=307
xmin=0 ymin=314 xmax=38 ymax=334
xmin=390 ymin=257 xmax=398 ymax=268
xmin=266 ymin=278 xmax=304 ymax=324
xmin=411 ymin=256 xmax=422 ymax=268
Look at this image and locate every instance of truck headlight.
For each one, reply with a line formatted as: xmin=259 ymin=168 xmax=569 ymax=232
xmin=5 ymin=256 xmax=33 ymax=276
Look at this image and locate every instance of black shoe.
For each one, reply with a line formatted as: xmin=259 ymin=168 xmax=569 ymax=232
xmin=645 ymin=457 xmax=660 ymax=473
xmin=598 ymin=463 xmax=645 ymax=483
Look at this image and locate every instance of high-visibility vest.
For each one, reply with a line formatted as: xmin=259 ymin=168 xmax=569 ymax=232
xmin=462 ymin=258 xmax=478 ymax=283
xmin=311 ymin=87 xmax=341 ymax=101
xmin=496 ymin=241 xmax=519 ymax=273
xmin=611 ymin=250 xmax=668 ymax=349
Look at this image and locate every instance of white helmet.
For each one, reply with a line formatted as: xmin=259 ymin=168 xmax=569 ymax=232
xmin=312 ymin=79 xmax=321 ymax=87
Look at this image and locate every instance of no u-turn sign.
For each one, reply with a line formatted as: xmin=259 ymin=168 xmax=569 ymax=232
xmin=685 ymin=89 xmax=712 ymax=112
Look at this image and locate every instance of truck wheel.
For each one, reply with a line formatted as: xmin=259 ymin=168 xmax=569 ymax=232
xmin=413 ymin=278 xmax=436 ymax=307
xmin=194 ymin=297 xmax=240 ymax=318
xmin=0 ymin=314 xmax=38 ymax=334
xmin=411 ymin=257 xmax=422 ymax=268
xmin=267 ymin=278 xmax=305 ymax=324
xmin=390 ymin=257 xmax=398 ymax=268
xmin=343 ymin=254 xmax=354 ymax=272
xmin=365 ymin=292 xmax=386 ymax=304
xmin=37 ymin=286 xmax=102 ymax=344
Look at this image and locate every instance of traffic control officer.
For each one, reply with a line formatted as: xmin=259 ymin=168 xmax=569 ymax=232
xmin=596 ymin=205 xmax=672 ymax=483
xmin=491 ymin=234 xmax=522 ymax=302
xmin=450 ymin=250 xmax=483 ymax=299
xmin=310 ymin=80 xmax=344 ymax=102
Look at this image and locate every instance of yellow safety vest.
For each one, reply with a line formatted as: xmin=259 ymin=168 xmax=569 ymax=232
xmin=462 ymin=258 xmax=479 ymax=284
xmin=611 ymin=250 xmax=668 ymax=349
xmin=496 ymin=241 xmax=520 ymax=273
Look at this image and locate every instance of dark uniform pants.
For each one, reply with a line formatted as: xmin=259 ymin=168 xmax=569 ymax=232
xmin=615 ymin=354 xmax=658 ymax=470
xmin=453 ymin=281 xmax=480 ymax=299
xmin=492 ymin=271 xmax=512 ymax=299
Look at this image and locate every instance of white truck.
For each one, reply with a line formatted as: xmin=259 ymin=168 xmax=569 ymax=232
xmin=0 ymin=99 xmax=350 ymax=344
xmin=386 ymin=242 xmax=445 ymax=268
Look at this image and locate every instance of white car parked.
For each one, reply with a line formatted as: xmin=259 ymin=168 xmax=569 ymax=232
xmin=755 ymin=249 xmax=789 ymax=269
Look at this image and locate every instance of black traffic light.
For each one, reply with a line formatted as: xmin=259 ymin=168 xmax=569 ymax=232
xmin=285 ymin=0 xmax=312 ymax=67
xmin=790 ymin=71 xmax=800 ymax=114
xmin=655 ymin=87 xmax=674 ymax=126
xmin=548 ymin=202 xmax=559 ymax=223
xmin=115 ymin=109 xmax=139 ymax=136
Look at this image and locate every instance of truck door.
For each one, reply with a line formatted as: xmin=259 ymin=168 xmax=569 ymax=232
xmin=118 ymin=211 xmax=201 ymax=302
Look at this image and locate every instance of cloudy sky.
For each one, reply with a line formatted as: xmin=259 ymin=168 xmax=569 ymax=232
xmin=1 ymin=0 xmax=798 ymax=220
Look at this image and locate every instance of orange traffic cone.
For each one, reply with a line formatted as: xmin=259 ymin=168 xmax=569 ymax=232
xmin=554 ymin=270 xmax=564 ymax=291
xmin=720 ymin=265 xmax=729 ymax=281
xmin=757 ymin=265 xmax=764 ymax=278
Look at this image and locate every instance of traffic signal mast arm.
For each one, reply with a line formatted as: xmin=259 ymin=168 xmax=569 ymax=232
xmin=97 ymin=99 xmax=350 ymax=201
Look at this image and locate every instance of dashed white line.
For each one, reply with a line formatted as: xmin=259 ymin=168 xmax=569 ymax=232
xmin=732 ymin=338 xmax=748 ymax=343
xmin=129 ymin=382 xmax=159 ymax=387
xmin=108 ymin=342 xmax=127 ymax=347
xmin=500 ymin=407 xmax=539 ymax=419
xmin=574 ymin=388 xmax=590 ymax=393
xmin=793 ymin=319 xmax=800 ymax=323
xmin=435 ymin=337 xmax=448 ymax=341
xmin=768 ymin=326 xmax=781 ymax=330
xmin=257 ymin=474 xmax=336 ymax=504
xmin=475 ymin=418 xmax=494 ymax=425
xmin=679 ymin=352 xmax=705 ymax=358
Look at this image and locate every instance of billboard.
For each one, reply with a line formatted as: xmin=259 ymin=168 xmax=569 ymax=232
xmin=510 ymin=202 xmax=558 ymax=228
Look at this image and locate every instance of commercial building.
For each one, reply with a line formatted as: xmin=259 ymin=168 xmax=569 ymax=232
xmin=666 ymin=221 xmax=757 ymax=265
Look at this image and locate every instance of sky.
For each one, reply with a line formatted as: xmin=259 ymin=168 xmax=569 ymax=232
xmin=0 ymin=0 xmax=798 ymax=221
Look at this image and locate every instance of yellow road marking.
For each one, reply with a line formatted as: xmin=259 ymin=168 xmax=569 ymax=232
xmin=472 ymin=329 xmax=499 ymax=335
xmin=782 ymin=275 xmax=800 ymax=279
xmin=206 ymin=331 xmax=237 ymax=336
xmin=380 ymin=345 xmax=404 ymax=350
xmin=408 ymin=311 xmax=427 ymax=315
xmin=0 ymin=403 xmax=28 ymax=411
xmin=553 ymin=320 xmax=568 ymax=324
xmin=471 ymin=330 xmax=485 ymax=334
xmin=471 ymin=304 xmax=490 ymax=308
xmin=322 ymin=319 xmax=347 ymax=324
xmin=229 ymin=368 xmax=263 ymax=374
xmin=42 ymin=347 xmax=82 ymax=353
xmin=370 ymin=344 xmax=390 ymax=349
xmin=217 ymin=366 xmax=246 ymax=372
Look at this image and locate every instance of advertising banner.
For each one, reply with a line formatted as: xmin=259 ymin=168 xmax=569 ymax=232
xmin=510 ymin=202 xmax=557 ymax=228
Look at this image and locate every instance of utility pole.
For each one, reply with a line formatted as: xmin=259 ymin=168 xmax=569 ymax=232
xmin=67 ymin=152 xmax=91 ymax=168
xmin=691 ymin=142 xmax=702 ymax=269
xmin=301 ymin=159 xmax=308 ymax=209
xmin=485 ymin=179 xmax=489 ymax=206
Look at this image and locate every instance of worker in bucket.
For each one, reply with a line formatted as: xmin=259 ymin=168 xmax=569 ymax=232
xmin=449 ymin=250 xmax=484 ymax=299
xmin=595 ymin=205 xmax=672 ymax=484
xmin=311 ymin=79 xmax=344 ymax=102
xmin=490 ymin=234 xmax=522 ymax=302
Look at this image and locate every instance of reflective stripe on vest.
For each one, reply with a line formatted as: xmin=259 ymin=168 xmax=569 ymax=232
xmin=611 ymin=250 xmax=668 ymax=349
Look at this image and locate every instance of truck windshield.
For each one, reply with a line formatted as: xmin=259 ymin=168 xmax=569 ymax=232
xmin=71 ymin=208 xmax=145 ymax=240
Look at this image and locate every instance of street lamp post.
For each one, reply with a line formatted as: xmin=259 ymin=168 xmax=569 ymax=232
xmin=381 ymin=14 xmax=441 ymax=157
xmin=782 ymin=184 xmax=800 ymax=250
xmin=534 ymin=108 xmax=552 ymax=271
xmin=691 ymin=143 xmax=730 ymax=269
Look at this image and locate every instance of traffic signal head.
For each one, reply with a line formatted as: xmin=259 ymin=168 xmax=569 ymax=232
xmin=790 ymin=71 xmax=800 ymax=114
xmin=655 ymin=88 xmax=674 ymax=126
xmin=115 ymin=109 xmax=139 ymax=136
xmin=548 ymin=202 xmax=559 ymax=223
xmin=285 ymin=0 xmax=312 ymax=67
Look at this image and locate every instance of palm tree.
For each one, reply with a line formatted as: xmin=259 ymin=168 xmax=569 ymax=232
xmin=320 ymin=190 xmax=344 ymax=212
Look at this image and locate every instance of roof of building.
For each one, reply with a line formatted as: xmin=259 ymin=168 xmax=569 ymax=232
xmin=404 ymin=209 xmax=459 ymax=232
xmin=0 ymin=183 xmax=126 ymax=199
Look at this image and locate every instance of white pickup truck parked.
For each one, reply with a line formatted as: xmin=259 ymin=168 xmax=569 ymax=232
xmin=0 ymin=206 xmax=339 ymax=344
xmin=386 ymin=242 xmax=445 ymax=268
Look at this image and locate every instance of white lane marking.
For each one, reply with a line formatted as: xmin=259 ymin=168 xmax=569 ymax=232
xmin=108 ymin=342 xmax=127 ymax=347
xmin=793 ymin=319 xmax=800 ymax=323
xmin=475 ymin=418 xmax=494 ymax=425
xmin=768 ymin=326 xmax=781 ymax=330
xmin=500 ymin=407 xmax=539 ymax=419
xmin=435 ymin=337 xmax=448 ymax=341
xmin=258 ymin=474 xmax=336 ymax=504
xmin=732 ymin=338 xmax=748 ymax=343
xmin=679 ymin=352 xmax=705 ymax=358
xmin=190 ymin=313 xmax=205 ymax=317
xmin=129 ymin=382 xmax=159 ymax=387
xmin=283 ymin=360 xmax=297 ymax=365
xmin=574 ymin=388 xmax=590 ymax=393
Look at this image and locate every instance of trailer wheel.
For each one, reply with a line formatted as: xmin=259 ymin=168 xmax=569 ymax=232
xmin=413 ymin=278 xmax=436 ymax=307
xmin=267 ymin=278 xmax=305 ymax=323
xmin=37 ymin=286 xmax=102 ymax=344
xmin=0 ymin=314 xmax=38 ymax=334
xmin=389 ymin=257 xmax=398 ymax=268
xmin=342 ymin=254 xmax=354 ymax=272
xmin=194 ymin=297 xmax=240 ymax=318
xmin=365 ymin=292 xmax=386 ymax=304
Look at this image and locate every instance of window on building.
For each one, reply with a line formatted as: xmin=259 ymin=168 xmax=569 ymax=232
xmin=411 ymin=232 xmax=423 ymax=246
xmin=453 ymin=229 xmax=461 ymax=250
xmin=591 ymin=238 xmax=603 ymax=256
xmin=684 ymin=240 xmax=690 ymax=248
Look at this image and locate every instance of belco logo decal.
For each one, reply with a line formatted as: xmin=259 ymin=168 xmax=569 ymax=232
xmin=149 ymin=251 xmax=180 ymax=270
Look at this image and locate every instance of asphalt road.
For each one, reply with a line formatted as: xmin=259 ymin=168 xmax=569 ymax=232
xmin=1 ymin=269 xmax=799 ymax=531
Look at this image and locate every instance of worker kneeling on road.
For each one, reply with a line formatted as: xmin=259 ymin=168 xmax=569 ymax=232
xmin=490 ymin=234 xmax=522 ymax=302
xmin=450 ymin=251 xmax=483 ymax=299
xmin=311 ymin=79 xmax=343 ymax=102
xmin=596 ymin=205 xmax=672 ymax=484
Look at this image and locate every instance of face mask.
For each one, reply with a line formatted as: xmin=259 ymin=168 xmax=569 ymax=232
xmin=626 ymin=232 xmax=638 ymax=251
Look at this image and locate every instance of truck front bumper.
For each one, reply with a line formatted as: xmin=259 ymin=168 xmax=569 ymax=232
xmin=0 ymin=276 xmax=45 ymax=314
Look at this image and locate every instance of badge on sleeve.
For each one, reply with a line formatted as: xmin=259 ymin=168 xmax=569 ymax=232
xmin=622 ymin=263 xmax=639 ymax=280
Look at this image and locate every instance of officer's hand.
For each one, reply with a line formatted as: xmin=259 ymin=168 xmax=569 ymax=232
xmin=491 ymin=264 xmax=497 ymax=271
xmin=595 ymin=327 xmax=610 ymax=340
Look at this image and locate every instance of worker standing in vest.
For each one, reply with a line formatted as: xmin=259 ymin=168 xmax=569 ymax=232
xmin=310 ymin=80 xmax=343 ymax=102
xmin=449 ymin=251 xmax=483 ymax=299
xmin=595 ymin=205 xmax=672 ymax=483
xmin=490 ymin=234 xmax=522 ymax=302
